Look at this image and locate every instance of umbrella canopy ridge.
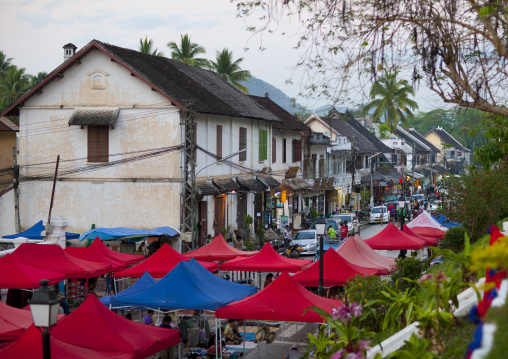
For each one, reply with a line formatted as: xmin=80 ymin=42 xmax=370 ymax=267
xmin=216 ymin=272 xmax=341 ymax=322
xmin=402 ymin=225 xmax=438 ymax=246
xmin=292 ymin=248 xmax=379 ymax=287
xmin=0 ymin=254 xmax=67 ymax=289
xmin=10 ymin=243 xmax=112 ymax=278
xmin=89 ymin=238 xmax=144 ymax=265
xmin=113 ymin=243 xmax=218 ymax=278
xmin=110 ymin=259 xmax=257 ymax=310
xmin=363 ymin=222 xmax=426 ymax=250
xmin=407 ymin=211 xmax=447 ymax=238
xmin=65 ymin=245 xmax=129 ymax=272
xmin=220 ymin=243 xmax=313 ymax=273
xmin=184 ymin=234 xmax=257 ymax=261
xmin=100 ymin=272 xmax=157 ymax=307
xmin=337 ymin=235 xmax=395 ymax=274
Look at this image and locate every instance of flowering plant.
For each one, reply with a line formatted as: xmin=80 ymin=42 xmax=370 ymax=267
xmin=305 ymin=300 xmax=381 ymax=359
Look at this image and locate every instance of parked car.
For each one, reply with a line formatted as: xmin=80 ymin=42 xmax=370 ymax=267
xmin=331 ymin=213 xmax=360 ymax=235
xmin=292 ymin=230 xmax=318 ymax=255
xmin=369 ymin=206 xmax=389 ymax=224
xmin=412 ymin=194 xmax=425 ymax=203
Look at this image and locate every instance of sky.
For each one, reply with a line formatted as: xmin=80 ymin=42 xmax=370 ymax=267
xmin=0 ymin=0 xmax=445 ymax=112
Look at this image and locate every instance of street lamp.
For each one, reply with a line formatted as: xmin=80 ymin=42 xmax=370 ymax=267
xmin=315 ymin=218 xmax=327 ymax=297
xmin=29 ymin=279 xmax=61 ymax=359
xmin=398 ymin=195 xmax=407 ymax=259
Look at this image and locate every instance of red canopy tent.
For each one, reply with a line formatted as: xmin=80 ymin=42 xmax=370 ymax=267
xmin=407 ymin=211 xmax=447 ymax=238
xmin=220 ymin=244 xmax=312 ymax=273
xmin=183 ymin=234 xmax=257 ymax=261
xmin=88 ymin=238 xmax=144 ymax=266
xmin=363 ymin=222 xmax=426 ymax=250
xmin=0 ymin=254 xmax=67 ymax=289
xmin=0 ymin=295 xmax=181 ymax=359
xmin=10 ymin=243 xmax=112 ymax=278
xmin=402 ymin=225 xmax=438 ymax=246
xmin=292 ymin=248 xmax=379 ymax=287
xmin=216 ymin=272 xmax=341 ymax=322
xmin=0 ymin=301 xmax=65 ymax=343
xmin=337 ymin=235 xmax=395 ymax=275
xmin=114 ymin=243 xmax=218 ymax=278
xmin=65 ymin=246 xmax=128 ymax=272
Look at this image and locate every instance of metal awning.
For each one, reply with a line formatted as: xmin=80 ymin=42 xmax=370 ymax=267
xmin=213 ymin=178 xmax=240 ymax=193
xmin=236 ymin=176 xmax=267 ymax=192
xmin=68 ymin=107 xmax=120 ymax=127
xmin=284 ymin=166 xmax=300 ymax=179
xmin=256 ymin=174 xmax=280 ymax=188
xmin=195 ymin=180 xmax=219 ymax=196
xmin=405 ymin=171 xmax=425 ymax=179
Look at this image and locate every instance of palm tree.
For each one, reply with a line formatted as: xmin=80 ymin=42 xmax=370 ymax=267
xmin=209 ymin=48 xmax=251 ymax=93
xmin=0 ymin=51 xmax=13 ymax=78
xmin=167 ymin=34 xmax=208 ymax=68
xmin=363 ymin=71 xmax=418 ymax=132
xmin=0 ymin=66 xmax=31 ymax=109
xmin=29 ymin=72 xmax=48 ymax=87
xmin=139 ymin=37 xmax=164 ymax=56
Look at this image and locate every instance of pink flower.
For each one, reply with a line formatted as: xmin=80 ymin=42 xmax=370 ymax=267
xmin=358 ymin=339 xmax=371 ymax=351
xmin=331 ymin=349 xmax=345 ymax=359
xmin=346 ymin=351 xmax=366 ymax=359
xmin=437 ymin=272 xmax=449 ymax=281
xmin=418 ymin=274 xmax=433 ymax=283
xmin=350 ymin=302 xmax=363 ymax=317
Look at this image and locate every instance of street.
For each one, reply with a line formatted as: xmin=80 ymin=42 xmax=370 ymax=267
xmin=243 ymin=222 xmax=398 ymax=359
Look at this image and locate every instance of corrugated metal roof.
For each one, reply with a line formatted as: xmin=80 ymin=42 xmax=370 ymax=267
xmin=236 ymin=176 xmax=267 ymax=192
xmin=256 ymin=174 xmax=280 ymax=188
xmin=68 ymin=107 xmax=120 ymax=126
xmin=213 ymin=178 xmax=240 ymax=193
xmin=196 ymin=180 xmax=219 ymax=196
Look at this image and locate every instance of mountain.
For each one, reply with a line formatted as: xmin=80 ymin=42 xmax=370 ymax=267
xmin=240 ymin=76 xmax=305 ymax=115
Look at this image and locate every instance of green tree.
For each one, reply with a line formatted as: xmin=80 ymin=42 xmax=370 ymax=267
xmin=0 ymin=51 xmax=13 ymax=78
xmin=28 ymin=72 xmax=47 ymax=87
xmin=377 ymin=123 xmax=391 ymax=139
xmin=167 ymin=34 xmax=208 ymax=68
xmin=138 ymin=37 xmax=164 ymax=57
xmin=0 ymin=66 xmax=31 ymax=110
xmin=209 ymin=48 xmax=251 ymax=93
xmin=363 ymin=71 xmax=418 ymax=132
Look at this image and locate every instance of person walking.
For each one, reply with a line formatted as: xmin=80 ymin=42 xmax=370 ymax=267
xmin=340 ymin=222 xmax=348 ymax=241
xmin=283 ymin=225 xmax=291 ymax=248
xmin=327 ymin=225 xmax=336 ymax=240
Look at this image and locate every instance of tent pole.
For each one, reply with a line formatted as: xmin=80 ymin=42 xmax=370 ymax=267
xmin=282 ymin=322 xmax=284 ymax=346
xmin=243 ymin=320 xmax=246 ymax=354
xmin=219 ymin=318 xmax=222 ymax=358
xmin=257 ymin=320 xmax=260 ymax=359
xmin=157 ymin=307 xmax=160 ymax=325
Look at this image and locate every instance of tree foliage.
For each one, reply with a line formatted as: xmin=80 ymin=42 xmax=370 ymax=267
xmin=234 ymin=0 xmax=508 ymax=115
xmin=167 ymin=34 xmax=209 ymax=68
xmin=139 ymin=37 xmax=164 ymax=57
xmin=363 ymin=71 xmax=418 ymax=132
xmin=209 ymin=48 xmax=251 ymax=93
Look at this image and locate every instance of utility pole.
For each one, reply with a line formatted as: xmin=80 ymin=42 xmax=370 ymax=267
xmin=412 ymin=144 xmax=416 ymax=196
xmin=46 ymin=155 xmax=60 ymax=231
xmin=12 ymin=147 xmax=20 ymax=233
xmin=370 ymin=159 xmax=374 ymax=207
xmin=181 ymin=100 xmax=197 ymax=250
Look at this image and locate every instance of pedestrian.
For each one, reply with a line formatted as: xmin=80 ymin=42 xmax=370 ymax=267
xmin=206 ymin=234 xmax=212 ymax=244
xmin=327 ymin=225 xmax=336 ymax=240
xmin=234 ymin=235 xmax=243 ymax=250
xmin=283 ymin=225 xmax=291 ymax=248
xmin=340 ymin=222 xmax=348 ymax=240
xmin=264 ymin=273 xmax=274 ymax=288
xmin=144 ymin=309 xmax=155 ymax=326
xmin=159 ymin=316 xmax=172 ymax=328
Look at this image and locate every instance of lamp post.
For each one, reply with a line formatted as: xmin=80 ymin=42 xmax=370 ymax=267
xmin=29 ymin=279 xmax=61 ymax=359
xmin=398 ymin=195 xmax=407 ymax=258
xmin=315 ymin=218 xmax=327 ymax=297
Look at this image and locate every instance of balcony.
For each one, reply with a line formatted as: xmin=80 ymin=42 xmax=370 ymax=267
xmin=309 ymin=132 xmax=331 ymax=145
xmin=327 ymin=136 xmax=351 ymax=152
xmin=382 ymin=139 xmax=406 ymax=149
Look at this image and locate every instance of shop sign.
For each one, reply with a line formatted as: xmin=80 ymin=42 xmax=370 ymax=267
xmin=281 ymin=190 xmax=287 ymax=202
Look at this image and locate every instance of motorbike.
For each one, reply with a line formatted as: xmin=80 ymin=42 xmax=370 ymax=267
xmin=356 ymin=209 xmax=369 ymax=221
xmin=277 ymin=239 xmax=302 ymax=258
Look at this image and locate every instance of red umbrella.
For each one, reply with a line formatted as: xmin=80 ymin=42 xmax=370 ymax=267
xmin=220 ymin=243 xmax=312 ymax=273
xmin=184 ymin=234 xmax=257 ymax=261
xmin=364 ymin=222 xmax=426 ymax=250
xmin=114 ymin=243 xmax=218 ymax=278
xmin=216 ymin=272 xmax=341 ymax=323
xmin=293 ymin=248 xmax=379 ymax=287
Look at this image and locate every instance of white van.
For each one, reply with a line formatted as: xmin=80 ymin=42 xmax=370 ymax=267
xmin=370 ymin=206 xmax=389 ymax=224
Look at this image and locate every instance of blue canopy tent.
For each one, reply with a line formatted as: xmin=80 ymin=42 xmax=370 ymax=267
xmin=110 ymin=259 xmax=257 ymax=310
xmin=2 ymin=220 xmax=80 ymax=240
xmin=79 ymin=226 xmax=179 ymax=241
xmin=432 ymin=214 xmax=461 ymax=229
xmin=100 ymin=271 xmax=157 ymax=308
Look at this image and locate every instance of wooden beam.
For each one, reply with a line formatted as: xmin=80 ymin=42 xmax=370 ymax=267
xmin=56 ymin=73 xmax=64 ymax=79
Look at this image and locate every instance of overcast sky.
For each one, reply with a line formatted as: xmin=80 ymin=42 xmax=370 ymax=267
xmin=1 ymin=0 xmax=445 ymax=112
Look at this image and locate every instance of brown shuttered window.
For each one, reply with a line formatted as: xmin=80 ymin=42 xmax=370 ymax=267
xmin=272 ymin=137 xmax=276 ymax=163
xmin=88 ymin=126 xmax=109 ymax=162
xmin=292 ymin=139 xmax=302 ymax=162
xmin=216 ymin=125 xmax=223 ymax=159
xmin=282 ymin=138 xmax=287 ymax=163
xmin=239 ymin=127 xmax=247 ymax=161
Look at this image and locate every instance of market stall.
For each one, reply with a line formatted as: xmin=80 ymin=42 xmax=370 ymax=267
xmin=364 ymin=222 xmax=427 ymax=250
xmin=184 ymin=234 xmax=257 ymax=261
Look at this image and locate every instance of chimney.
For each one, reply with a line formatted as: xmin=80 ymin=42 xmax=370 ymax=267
xmin=365 ymin=114 xmax=373 ymax=130
xmin=63 ymin=43 xmax=77 ymax=62
xmin=265 ymin=92 xmax=269 ymax=98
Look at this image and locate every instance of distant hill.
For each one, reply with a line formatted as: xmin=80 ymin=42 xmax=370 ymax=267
xmin=241 ymin=77 xmax=306 ymax=115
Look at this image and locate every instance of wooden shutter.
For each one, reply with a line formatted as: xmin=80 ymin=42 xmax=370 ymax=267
xmin=259 ymin=129 xmax=267 ymax=161
xmin=239 ymin=127 xmax=247 ymax=161
xmin=272 ymin=137 xmax=276 ymax=163
xmin=216 ymin=125 xmax=222 ymax=159
xmin=282 ymin=138 xmax=286 ymax=163
xmin=292 ymin=139 xmax=302 ymax=162
xmin=355 ymin=155 xmax=362 ymax=169
xmin=87 ymin=126 xmax=109 ymax=162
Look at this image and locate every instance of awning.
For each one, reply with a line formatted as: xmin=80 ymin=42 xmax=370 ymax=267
xmin=293 ymin=178 xmax=312 ymax=190
xmin=405 ymin=171 xmax=424 ymax=179
xmin=236 ymin=176 xmax=267 ymax=192
xmin=256 ymin=174 xmax=280 ymax=188
xmin=284 ymin=166 xmax=300 ymax=179
xmin=213 ymin=178 xmax=240 ymax=193
xmin=68 ymin=107 xmax=120 ymax=127
xmin=79 ymin=226 xmax=180 ymax=241
xmin=195 ymin=180 xmax=219 ymax=196
xmin=2 ymin=220 xmax=79 ymax=240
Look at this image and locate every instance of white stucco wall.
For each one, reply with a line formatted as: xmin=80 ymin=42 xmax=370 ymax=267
xmin=0 ymin=189 xmax=15 ymax=238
